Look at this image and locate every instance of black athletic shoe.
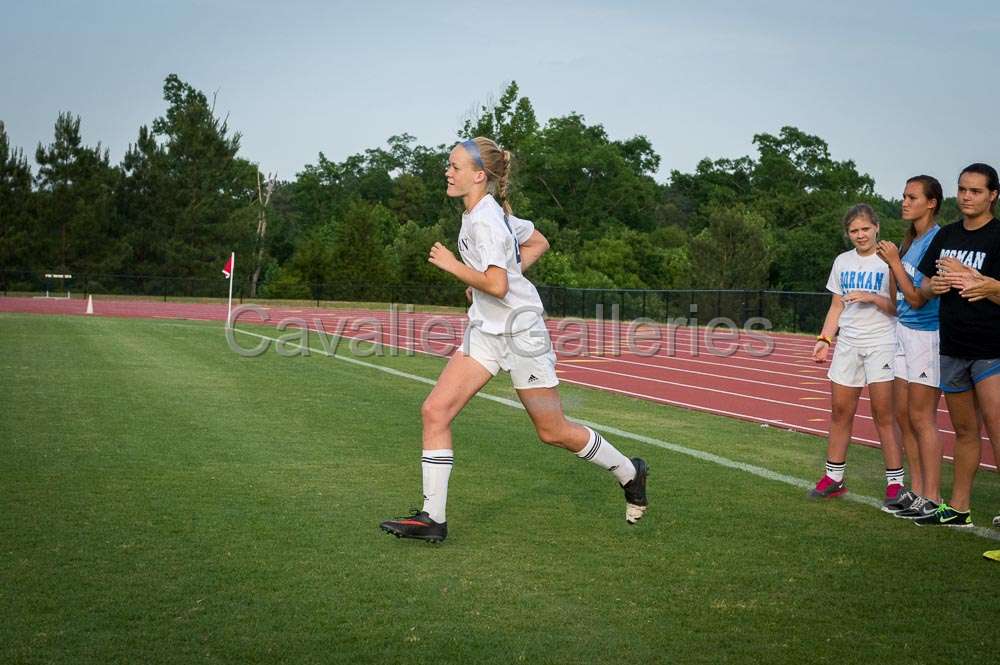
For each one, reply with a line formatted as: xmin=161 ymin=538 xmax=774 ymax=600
xmin=882 ymin=486 xmax=918 ymax=514
xmin=622 ymin=457 xmax=649 ymax=524
xmin=913 ymin=503 xmax=973 ymax=528
xmin=380 ymin=510 xmax=447 ymax=543
xmin=895 ymin=497 xmax=937 ymax=520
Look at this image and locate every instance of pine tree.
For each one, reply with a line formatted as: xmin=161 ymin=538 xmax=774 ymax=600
xmin=34 ymin=112 xmax=121 ymax=278
xmin=0 ymin=121 xmax=35 ymax=277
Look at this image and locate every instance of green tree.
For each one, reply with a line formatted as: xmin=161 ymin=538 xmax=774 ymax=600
xmin=668 ymin=156 xmax=754 ymax=231
xmin=531 ymin=250 xmax=577 ymax=287
xmin=293 ymin=134 xmax=452 ymax=236
xmin=142 ymin=74 xmax=257 ymax=287
xmin=688 ymin=206 xmax=772 ymax=289
xmin=283 ymin=226 xmax=337 ymax=298
xmin=460 ymin=81 xmax=540 ymax=151
xmin=770 ymin=214 xmax=844 ymax=291
xmin=34 ymin=112 xmax=122 ymax=276
xmin=390 ymin=220 xmax=458 ymax=296
xmin=518 ymin=113 xmax=661 ymax=234
xmin=0 ymin=121 xmax=34 ymax=275
xmin=118 ymin=125 xmax=169 ymax=282
xmin=460 ymin=83 xmax=661 ymax=237
xmin=665 ymin=126 xmax=878 ymax=290
xmin=750 ymin=128 xmax=876 ymax=289
xmin=750 ymin=126 xmax=874 ymax=235
xmin=575 ymin=228 xmax=648 ymax=288
xmin=328 ymin=200 xmax=397 ymax=294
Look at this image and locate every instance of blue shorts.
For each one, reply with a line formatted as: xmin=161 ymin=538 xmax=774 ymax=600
xmin=940 ymin=355 xmax=1000 ymax=393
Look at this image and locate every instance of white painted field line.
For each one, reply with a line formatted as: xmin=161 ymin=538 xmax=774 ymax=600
xmin=230 ymin=327 xmax=1000 ymax=542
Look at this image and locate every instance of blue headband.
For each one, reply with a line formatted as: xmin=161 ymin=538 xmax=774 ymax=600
xmin=461 ymin=140 xmax=486 ymax=170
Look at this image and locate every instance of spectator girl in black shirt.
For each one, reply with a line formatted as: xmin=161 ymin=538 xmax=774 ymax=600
xmin=915 ymin=163 xmax=1000 ymax=527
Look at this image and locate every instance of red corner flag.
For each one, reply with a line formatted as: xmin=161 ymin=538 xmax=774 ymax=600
xmin=222 ymin=254 xmax=234 ymax=279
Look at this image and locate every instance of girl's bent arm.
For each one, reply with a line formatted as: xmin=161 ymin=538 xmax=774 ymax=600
xmin=876 ymin=240 xmax=927 ymax=309
xmin=819 ymin=295 xmax=844 ymax=342
xmin=812 ymin=295 xmax=843 ymax=362
xmin=519 ymin=231 xmax=549 ymax=271
xmin=428 ymin=242 xmax=509 ymax=298
xmin=842 ymin=290 xmax=896 ymax=316
xmin=885 ymin=274 xmax=898 ymax=317
xmin=872 ymin=295 xmax=896 ymax=317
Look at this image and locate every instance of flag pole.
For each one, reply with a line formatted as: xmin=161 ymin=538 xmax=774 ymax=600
xmin=226 ymin=252 xmax=235 ymax=328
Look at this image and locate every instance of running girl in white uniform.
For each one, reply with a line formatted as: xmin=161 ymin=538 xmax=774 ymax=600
xmin=380 ymin=137 xmax=648 ymax=543
xmin=874 ymin=175 xmax=944 ymax=519
xmin=809 ymin=204 xmax=905 ymax=505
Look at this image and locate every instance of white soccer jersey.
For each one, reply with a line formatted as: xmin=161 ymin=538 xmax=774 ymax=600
xmin=458 ymin=195 xmax=543 ymax=334
xmin=825 ymin=249 xmax=896 ymax=347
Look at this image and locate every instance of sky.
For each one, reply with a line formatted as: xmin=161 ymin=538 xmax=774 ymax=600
xmin=3 ymin=1 xmax=999 ymax=198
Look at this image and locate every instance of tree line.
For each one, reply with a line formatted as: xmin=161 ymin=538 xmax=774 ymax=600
xmin=0 ymin=76 xmax=945 ymax=299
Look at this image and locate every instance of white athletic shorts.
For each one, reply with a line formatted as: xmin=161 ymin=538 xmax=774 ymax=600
xmin=893 ymin=322 xmax=940 ymax=388
xmin=463 ymin=319 xmax=559 ymax=389
xmin=828 ymin=341 xmax=896 ymax=388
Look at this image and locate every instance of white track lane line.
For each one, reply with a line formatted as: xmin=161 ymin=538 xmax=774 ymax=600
xmin=267 ymin=315 xmax=982 ymax=445
xmin=336 ymin=320 xmax=965 ymax=427
xmin=305 ymin=310 xmax=825 ymax=366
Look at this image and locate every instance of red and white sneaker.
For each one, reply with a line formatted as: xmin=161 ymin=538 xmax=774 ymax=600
xmin=808 ymin=475 xmax=847 ymax=499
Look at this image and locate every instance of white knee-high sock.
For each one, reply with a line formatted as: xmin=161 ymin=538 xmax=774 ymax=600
xmin=421 ymin=449 xmax=453 ymax=523
xmin=576 ymin=427 xmax=636 ymax=485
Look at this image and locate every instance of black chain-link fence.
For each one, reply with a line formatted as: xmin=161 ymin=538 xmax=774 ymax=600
xmin=1 ymin=270 xmax=829 ymax=333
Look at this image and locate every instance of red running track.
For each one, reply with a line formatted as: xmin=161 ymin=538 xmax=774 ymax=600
xmin=2 ymin=296 xmax=994 ymax=470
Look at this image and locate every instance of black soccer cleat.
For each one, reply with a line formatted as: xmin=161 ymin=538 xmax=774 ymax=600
xmin=380 ymin=510 xmax=447 ymax=543
xmin=622 ymin=457 xmax=649 ymax=524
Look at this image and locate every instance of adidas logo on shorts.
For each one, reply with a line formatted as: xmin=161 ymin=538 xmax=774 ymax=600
xmin=920 ymin=372 xmax=928 ymax=378
xmin=882 ymin=364 xmax=891 ymax=370
xmin=528 ymin=374 xmax=539 ymax=383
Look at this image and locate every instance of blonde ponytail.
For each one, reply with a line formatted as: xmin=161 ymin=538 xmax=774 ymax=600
xmin=470 ymin=137 xmax=513 ymax=214
xmin=497 ymin=149 xmax=513 ymax=214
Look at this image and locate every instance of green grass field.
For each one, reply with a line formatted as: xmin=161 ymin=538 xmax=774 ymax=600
xmin=2 ymin=313 xmax=999 ymax=664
